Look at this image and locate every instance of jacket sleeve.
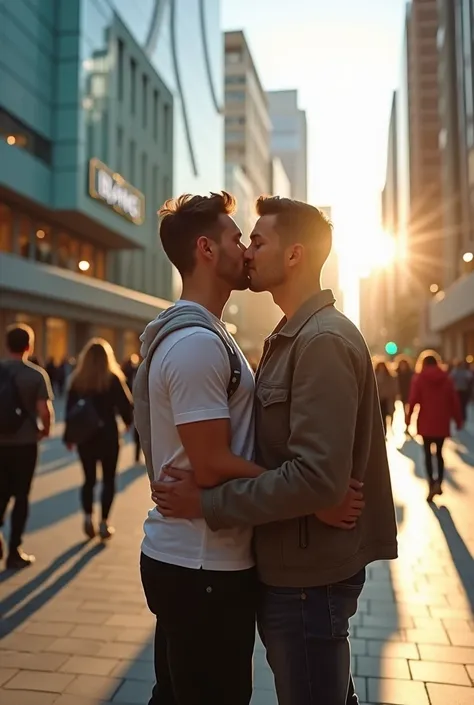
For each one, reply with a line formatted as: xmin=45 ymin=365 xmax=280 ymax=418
xmin=201 ymin=333 xmax=361 ymax=529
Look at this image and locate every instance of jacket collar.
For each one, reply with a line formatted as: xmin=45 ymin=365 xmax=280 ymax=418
xmin=268 ymin=289 xmax=336 ymax=340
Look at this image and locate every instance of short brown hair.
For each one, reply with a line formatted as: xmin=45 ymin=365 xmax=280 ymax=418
xmin=159 ymin=191 xmax=237 ymax=275
xmin=256 ymin=196 xmax=332 ymax=266
xmin=6 ymin=324 xmax=34 ymax=354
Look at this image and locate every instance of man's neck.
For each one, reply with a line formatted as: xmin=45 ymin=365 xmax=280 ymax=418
xmin=272 ymin=279 xmax=322 ymax=321
xmin=180 ymin=278 xmax=231 ymax=319
xmin=8 ymin=352 xmax=27 ymax=362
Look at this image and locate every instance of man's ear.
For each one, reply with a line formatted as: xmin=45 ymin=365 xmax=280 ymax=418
xmin=196 ymin=236 xmax=215 ymax=261
xmin=287 ymin=243 xmax=304 ymax=268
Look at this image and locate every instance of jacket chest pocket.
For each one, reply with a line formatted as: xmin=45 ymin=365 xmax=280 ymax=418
xmin=256 ymin=385 xmax=290 ymax=446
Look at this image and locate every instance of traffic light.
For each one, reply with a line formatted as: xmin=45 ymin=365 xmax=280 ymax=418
xmin=385 ymin=341 xmax=398 ymax=356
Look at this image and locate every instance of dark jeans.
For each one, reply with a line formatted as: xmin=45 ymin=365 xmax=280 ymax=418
xmin=140 ymin=553 xmax=257 ymax=705
xmin=77 ymin=433 xmax=119 ymax=520
xmin=458 ymin=390 xmax=471 ymax=423
xmin=0 ymin=444 xmax=38 ymax=552
xmin=422 ymin=436 xmax=445 ymax=483
xmin=258 ymin=568 xmax=366 ymax=705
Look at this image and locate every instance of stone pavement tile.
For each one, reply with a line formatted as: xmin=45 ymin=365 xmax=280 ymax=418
xmin=368 ymin=677 xmax=429 ymax=705
xmin=355 ymin=627 xmax=406 ymax=641
xmin=0 ymin=692 xmax=58 ymax=705
xmin=97 ymin=642 xmax=153 ymax=661
xmin=442 ymin=618 xmax=474 ymax=631
xmin=446 ymin=630 xmax=474 ymax=647
xmin=65 ymin=674 xmax=123 ymax=699
xmin=404 ymin=628 xmax=450 ymax=645
xmin=369 ymin=601 xmax=429 ymax=618
xmin=3 ymin=670 xmax=75 ymax=693
xmin=426 ymin=683 xmax=474 ymax=705
xmin=250 ymin=689 xmax=278 ymax=705
xmin=361 ymin=614 xmax=415 ymax=629
xmin=0 ymin=633 xmax=55 ymax=653
xmin=80 ymin=601 xmax=143 ymax=615
xmin=412 ymin=617 xmax=446 ymax=630
xmin=112 ymin=678 xmax=154 ymax=703
xmin=466 ymin=664 xmax=474 ymax=682
xmin=54 ymin=697 xmax=117 ymax=705
xmin=0 ymin=651 xmax=69 ymax=671
xmin=46 ymin=637 xmax=104 ymax=656
xmin=31 ymin=609 xmax=113 ymax=626
xmin=409 ymin=660 xmax=471 ymax=686
xmin=105 ymin=614 xmax=153 ymax=628
xmin=22 ymin=621 xmax=75 ymax=637
xmin=430 ymin=606 xmax=474 ymax=620
xmin=59 ymin=656 xmax=119 ymax=676
xmin=68 ymin=625 xmax=123 ymax=641
xmin=354 ymin=676 xmax=367 ymax=701
xmin=350 ymin=638 xmax=368 ymax=656
xmin=109 ymin=659 xmax=155 ymax=681
xmin=355 ymin=656 xmax=411 ymax=679
xmin=253 ymin=664 xmax=275 ymax=691
xmin=368 ymin=641 xmax=419 ymax=660
xmin=115 ymin=628 xmax=153 ymax=644
xmin=418 ymin=644 xmax=474 ymax=664
xmin=0 ymin=668 xmax=18 ymax=687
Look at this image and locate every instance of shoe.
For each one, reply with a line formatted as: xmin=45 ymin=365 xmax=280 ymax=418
xmin=83 ymin=517 xmax=96 ymax=539
xmin=99 ymin=521 xmax=115 ymax=540
xmin=427 ymin=483 xmax=436 ymax=503
xmin=6 ymin=549 xmax=35 ymax=570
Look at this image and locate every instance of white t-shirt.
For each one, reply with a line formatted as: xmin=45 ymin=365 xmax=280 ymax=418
xmin=141 ymin=303 xmax=255 ymax=571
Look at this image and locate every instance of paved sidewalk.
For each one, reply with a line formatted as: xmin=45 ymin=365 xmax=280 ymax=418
xmin=0 ymin=407 xmax=473 ymax=704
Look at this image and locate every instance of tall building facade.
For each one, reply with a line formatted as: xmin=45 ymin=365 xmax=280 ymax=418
xmin=319 ymin=206 xmax=343 ymax=312
xmin=429 ymin=0 xmax=474 ymax=358
xmin=223 ymin=30 xmax=279 ymax=362
xmin=0 ymin=0 xmax=224 ymax=361
xmin=267 ymin=90 xmax=307 ymax=201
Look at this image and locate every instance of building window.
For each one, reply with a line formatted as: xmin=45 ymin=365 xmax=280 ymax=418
xmin=142 ymin=74 xmax=148 ymax=129
xmin=95 ymin=249 xmax=106 ymax=279
xmin=79 ymin=242 xmax=95 ymax=277
xmin=0 ymin=204 xmax=13 ymax=252
xmin=0 ymin=107 xmax=52 ymax=165
xmin=225 ymin=75 xmax=245 ymax=85
xmin=34 ymin=224 xmax=53 ymax=264
xmin=163 ymin=103 xmax=170 ymax=152
xmin=225 ymin=131 xmax=243 ymax=144
xmin=225 ymin=90 xmax=245 ymax=102
xmin=226 ymin=51 xmax=242 ymax=64
xmin=57 ymin=232 xmax=79 ymax=270
xmin=153 ymin=89 xmax=159 ymax=141
xmin=129 ymin=140 xmax=136 ymax=183
xmin=226 ymin=116 xmax=246 ymax=126
xmin=117 ymin=126 xmax=123 ymax=172
xmin=117 ymin=38 xmax=124 ymax=101
xmin=130 ymin=58 xmax=137 ymax=115
xmin=18 ymin=216 xmax=32 ymax=259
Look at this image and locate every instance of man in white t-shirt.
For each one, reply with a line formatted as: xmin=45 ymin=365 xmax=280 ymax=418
xmin=135 ymin=192 xmax=360 ymax=705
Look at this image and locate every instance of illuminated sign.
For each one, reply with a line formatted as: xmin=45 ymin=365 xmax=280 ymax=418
xmin=89 ymin=158 xmax=145 ymax=224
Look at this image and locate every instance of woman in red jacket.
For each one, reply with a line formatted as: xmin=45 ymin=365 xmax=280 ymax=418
xmin=406 ymin=351 xmax=463 ymax=502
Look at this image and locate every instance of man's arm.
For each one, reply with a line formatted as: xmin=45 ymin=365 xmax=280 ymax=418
xmin=201 ymin=333 xmax=361 ymax=530
xmin=36 ymin=370 xmax=55 ymax=438
xmin=160 ymin=331 xmax=265 ymax=488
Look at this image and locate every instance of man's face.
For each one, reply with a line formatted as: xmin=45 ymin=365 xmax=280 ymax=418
xmin=244 ymin=215 xmax=287 ymax=293
xmin=214 ymin=214 xmax=249 ymax=290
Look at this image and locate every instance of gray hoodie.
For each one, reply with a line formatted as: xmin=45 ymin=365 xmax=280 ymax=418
xmin=133 ymin=303 xmax=241 ymax=481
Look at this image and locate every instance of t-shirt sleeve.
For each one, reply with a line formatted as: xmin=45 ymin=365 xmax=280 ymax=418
xmin=159 ymin=330 xmax=231 ymax=426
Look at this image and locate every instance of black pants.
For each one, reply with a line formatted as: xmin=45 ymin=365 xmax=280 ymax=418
xmin=140 ymin=553 xmax=257 ymax=705
xmin=77 ymin=433 xmax=119 ymax=520
xmin=422 ymin=436 xmax=445 ymax=483
xmin=458 ymin=390 xmax=471 ymax=423
xmin=134 ymin=427 xmax=141 ymax=462
xmin=0 ymin=444 xmax=38 ymax=551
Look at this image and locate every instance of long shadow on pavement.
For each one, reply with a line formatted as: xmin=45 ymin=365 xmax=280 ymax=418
xmin=0 ymin=541 xmax=105 ymax=635
xmin=430 ymin=505 xmax=474 ymax=612
xmin=26 ymin=463 xmax=145 ymax=533
xmin=398 ymin=438 xmax=465 ymax=494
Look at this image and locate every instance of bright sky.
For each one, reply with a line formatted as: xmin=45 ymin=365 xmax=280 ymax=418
xmin=222 ymin=0 xmax=407 ymax=322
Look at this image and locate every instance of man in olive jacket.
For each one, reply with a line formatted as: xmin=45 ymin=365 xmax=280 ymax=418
xmin=154 ymin=197 xmax=398 ymax=705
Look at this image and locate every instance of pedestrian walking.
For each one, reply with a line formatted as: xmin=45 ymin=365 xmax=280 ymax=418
xmin=146 ymin=194 xmax=397 ymax=705
xmin=0 ymin=324 xmax=54 ymax=568
xmin=450 ymin=360 xmax=473 ymax=424
xmin=122 ymin=354 xmax=141 ymax=463
xmin=406 ymin=351 xmax=463 ymax=502
xmin=65 ymin=338 xmax=134 ymax=540
xmin=374 ymin=359 xmax=397 ymax=436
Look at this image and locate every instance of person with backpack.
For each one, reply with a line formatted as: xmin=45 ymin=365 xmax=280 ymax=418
xmin=0 ymin=324 xmax=54 ymax=569
xmin=64 ymin=339 xmax=133 ymax=540
xmin=134 ymin=193 xmax=368 ymax=705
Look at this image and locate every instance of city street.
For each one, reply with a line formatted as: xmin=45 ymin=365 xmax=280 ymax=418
xmin=0 ymin=406 xmax=473 ymax=705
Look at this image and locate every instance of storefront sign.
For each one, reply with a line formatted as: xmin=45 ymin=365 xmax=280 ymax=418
xmin=89 ymin=158 xmax=145 ymax=224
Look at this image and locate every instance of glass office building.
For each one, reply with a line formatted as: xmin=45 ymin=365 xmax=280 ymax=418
xmin=0 ymin=0 xmax=224 ymax=361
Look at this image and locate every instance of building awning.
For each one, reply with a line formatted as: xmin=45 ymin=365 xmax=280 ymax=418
xmin=429 ymin=273 xmax=474 ymax=332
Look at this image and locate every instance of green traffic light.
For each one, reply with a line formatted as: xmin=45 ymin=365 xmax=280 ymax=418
xmin=385 ymin=341 xmax=398 ymax=355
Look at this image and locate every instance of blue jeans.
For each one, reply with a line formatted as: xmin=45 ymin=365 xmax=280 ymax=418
xmin=258 ymin=568 xmax=365 ymax=705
